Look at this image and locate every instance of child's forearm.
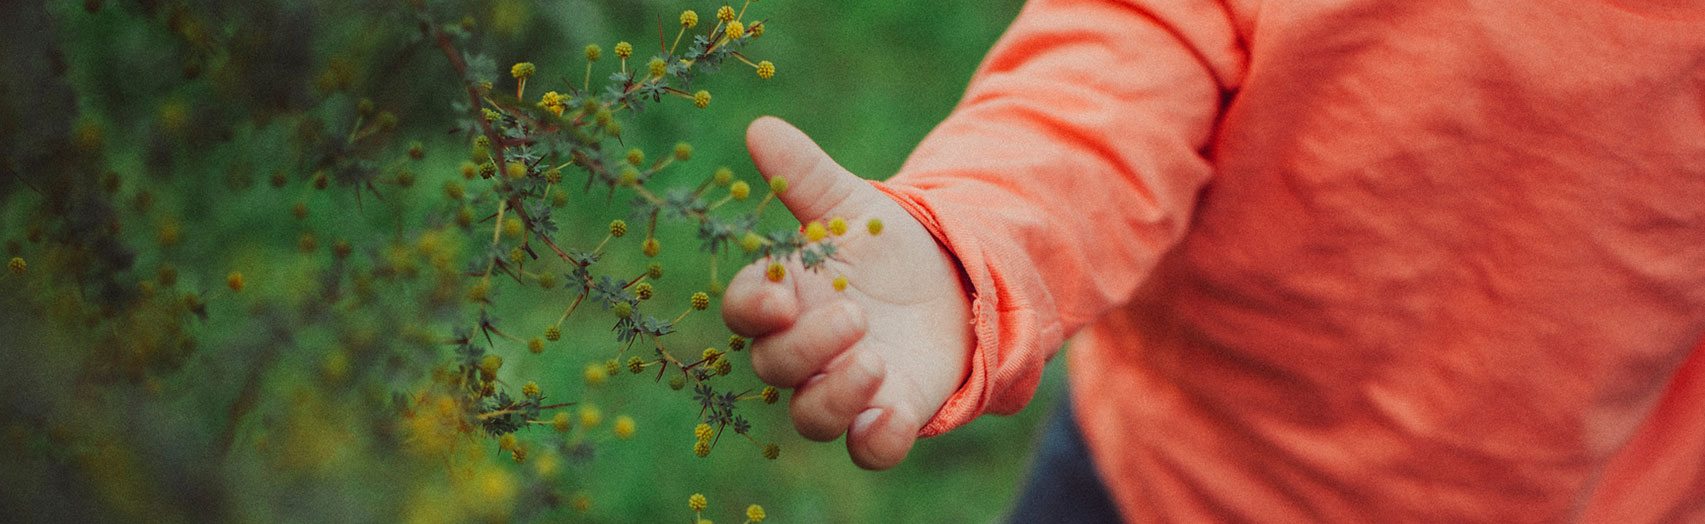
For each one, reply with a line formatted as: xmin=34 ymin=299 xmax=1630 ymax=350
xmin=881 ymin=0 xmax=1247 ymax=436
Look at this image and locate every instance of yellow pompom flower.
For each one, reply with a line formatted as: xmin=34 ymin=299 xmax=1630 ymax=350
xmin=747 ymin=504 xmax=766 ymax=523
xmin=730 ymin=180 xmax=751 ymax=200
xmin=226 ymin=271 xmax=246 ymax=292
xmin=545 ymin=326 xmax=561 ymax=341
xmin=804 ymin=221 xmax=828 ymax=242
xmin=613 ymin=416 xmax=636 ymax=439
xmin=680 ymin=10 xmax=699 ymax=28
xmin=510 ymin=62 xmax=535 ymax=79
xmin=765 ymin=262 xmax=785 ymax=283
xmin=521 ymin=381 xmax=541 ymax=398
xmin=642 ymin=238 xmax=661 ymax=258
xmin=689 ymin=493 xmax=708 ymax=512
xmin=614 ymin=41 xmax=632 ymax=59
xmin=503 ymin=217 xmax=524 ymax=238
xmin=609 ymin=219 xmax=628 ymax=237
xmin=750 ymin=21 xmax=766 ymax=38
xmin=725 ymin=21 xmax=744 ymax=40
xmin=7 ymin=257 xmax=25 ymax=274
xmin=760 ymin=386 xmax=779 ymax=404
xmin=584 ymin=363 xmax=607 ymax=386
xmin=480 ymin=354 xmax=504 ymax=377
xmin=626 ymin=148 xmax=645 ymax=167
xmin=867 ymin=218 xmax=884 ymax=235
xmin=828 ymin=217 xmax=848 ymax=236
xmin=648 ymin=57 xmax=668 ymax=77
xmin=505 ymin=161 xmax=527 ymax=180
xmin=755 ymin=60 xmax=775 ymax=80
xmin=715 ymin=5 xmax=735 ymax=22
xmin=713 ymin=167 xmax=734 ymax=186
xmin=674 ymin=142 xmax=693 ymax=161
xmin=693 ymin=90 xmax=711 ymax=109
xmin=538 ymin=91 xmax=567 ymax=116
xmin=694 ymin=423 xmax=714 ymax=441
xmin=578 ymin=405 xmax=603 ymax=427
xmin=832 ymin=275 xmax=849 ymax=292
xmin=585 ymin=44 xmax=602 ymax=62
xmin=528 ymin=337 xmax=544 ymax=354
xmin=768 ymin=176 xmax=788 ymax=193
xmin=497 ymin=433 xmax=518 ymax=451
xmin=739 ymin=232 xmax=763 ymax=253
xmin=552 ymin=411 xmax=572 ymax=432
xmin=690 ymin=291 xmax=710 ymax=310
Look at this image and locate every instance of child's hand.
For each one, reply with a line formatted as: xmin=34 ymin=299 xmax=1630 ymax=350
xmin=723 ymin=117 xmax=973 ymax=470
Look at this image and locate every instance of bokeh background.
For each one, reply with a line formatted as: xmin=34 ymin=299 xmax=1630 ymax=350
xmin=0 ymin=0 xmax=1065 ymax=522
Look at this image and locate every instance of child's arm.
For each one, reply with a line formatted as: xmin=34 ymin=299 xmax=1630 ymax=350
xmin=723 ymin=0 xmax=1246 ymax=469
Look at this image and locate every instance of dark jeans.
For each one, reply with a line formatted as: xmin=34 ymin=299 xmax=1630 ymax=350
xmin=1005 ymin=398 xmax=1124 ymax=523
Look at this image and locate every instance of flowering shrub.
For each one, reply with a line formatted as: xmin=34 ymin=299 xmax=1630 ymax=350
xmin=0 ymin=0 xmax=855 ymax=521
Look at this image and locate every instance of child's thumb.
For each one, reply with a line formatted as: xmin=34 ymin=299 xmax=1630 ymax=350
xmin=745 ymin=116 xmax=872 ymax=222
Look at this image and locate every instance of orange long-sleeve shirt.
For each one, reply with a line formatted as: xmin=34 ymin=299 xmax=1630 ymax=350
xmin=875 ymin=0 xmax=1705 ymax=521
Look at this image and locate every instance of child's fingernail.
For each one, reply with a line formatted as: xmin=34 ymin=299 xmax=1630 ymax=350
xmin=851 ymin=408 xmax=883 ymax=436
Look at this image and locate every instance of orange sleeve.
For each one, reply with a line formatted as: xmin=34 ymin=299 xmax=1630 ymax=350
xmin=875 ymin=0 xmax=1248 ymax=436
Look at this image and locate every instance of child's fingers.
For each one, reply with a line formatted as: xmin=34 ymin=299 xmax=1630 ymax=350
xmin=745 ymin=116 xmax=872 ymax=222
xmin=722 ymin=260 xmax=799 ymax=338
xmin=845 ymin=396 xmax=926 ymax=471
xmin=788 ymin=347 xmax=887 ymax=441
xmin=749 ymin=300 xmax=867 ymax=388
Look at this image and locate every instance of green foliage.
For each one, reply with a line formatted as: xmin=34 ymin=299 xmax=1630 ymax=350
xmin=0 ymin=0 xmax=1051 ymax=522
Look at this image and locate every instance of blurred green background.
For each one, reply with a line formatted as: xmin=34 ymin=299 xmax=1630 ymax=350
xmin=0 ymin=0 xmax=1065 ymax=522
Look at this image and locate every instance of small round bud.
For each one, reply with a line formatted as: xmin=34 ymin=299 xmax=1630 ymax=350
xmin=760 ymin=386 xmax=778 ymax=404
xmin=803 ymin=221 xmax=828 ymax=242
xmin=680 ymin=10 xmax=699 ymax=28
xmin=828 ymin=217 xmax=849 ymax=236
xmin=445 ymin=181 xmax=465 ymax=200
xmin=613 ymin=41 xmax=632 ymax=59
xmin=226 ymin=271 xmax=246 ymax=292
xmin=459 ymin=161 xmax=478 ymax=180
xmin=510 ymin=62 xmax=536 ymax=79
xmin=480 ymin=354 xmax=504 ymax=378
xmin=690 ymin=292 xmax=710 ymax=310
xmin=503 ymin=217 xmax=524 ymax=238
xmin=584 ymin=363 xmax=607 ymax=386
xmin=626 ymin=356 xmax=645 ymax=374
xmin=694 ymin=439 xmax=711 ymax=457
xmin=579 ymin=405 xmax=603 ymax=427
xmin=505 ymin=161 xmax=527 ymax=180
xmin=755 ymin=60 xmax=775 ymax=79
xmin=765 ymin=262 xmax=785 ymax=282
xmin=634 ymin=282 xmax=653 ymax=300
xmin=7 ymin=257 xmax=24 ymax=274
xmin=762 ymin=443 xmax=780 ymax=460
xmin=544 ymin=167 xmax=563 ymax=183
xmin=768 ymin=176 xmax=788 ymax=193
xmin=408 ymin=141 xmax=425 ymax=159
xmin=479 ymin=161 xmax=498 ymax=179
xmin=674 ymin=142 xmax=693 ymax=161
xmin=613 ymin=416 xmax=636 ymax=439
xmin=545 ymin=326 xmax=562 ymax=341
xmin=605 ymin=359 xmax=620 ymax=377
xmin=693 ymin=90 xmax=711 ymax=109
xmin=716 ymin=5 xmax=735 ymax=22
xmin=713 ymin=167 xmax=734 ymax=186
xmin=867 ymin=218 xmax=884 ymax=235
xmin=552 ymin=411 xmax=572 ymax=432
xmin=749 ymin=21 xmax=766 ymax=38
xmin=648 ymin=58 xmax=668 ymax=77
xmin=739 ymin=232 xmax=763 ymax=253
xmin=609 ymin=219 xmax=628 ymax=237
xmin=729 ymin=335 xmax=747 ymax=351
xmin=498 ymin=433 xmax=518 ymax=451
xmin=694 ymin=423 xmax=715 ymax=441
xmin=618 ymin=166 xmax=641 ymax=186
xmin=747 ymin=504 xmax=766 ymax=523
xmin=528 ymin=337 xmax=544 ymax=354
xmin=626 ymin=148 xmax=645 ymax=167
xmin=832 ymin=275 xmax=849 ymax=292
xmin=669 ymin=374 xmax=687 ymax=390
xmin=647 ymin=263 xmax=664 ymax=279
xmin=642 ymin=238 xmax=661 ymax=257
xmin=585 ymin=44 xmax=602 ymax=62
xmin=688 ymin=493 xmax=708 ymax=512
xmin=522 ymin=381 xmax=541 ymax=398
xmin=729 ymin=180 xmax=751 ymax=200
xmin=612 ymin=302 xmax=633 ymax=318
xmin=725 ymin=21 xmax=744 ymax=40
